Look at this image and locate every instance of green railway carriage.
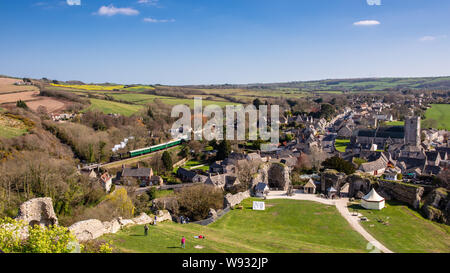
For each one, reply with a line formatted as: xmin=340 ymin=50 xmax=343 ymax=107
xmin=128 ymin=139 xmax=183 ymax=158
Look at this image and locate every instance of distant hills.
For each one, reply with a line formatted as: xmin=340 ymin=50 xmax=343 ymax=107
xmin=185 ymin=76 xmax=450 ymax=92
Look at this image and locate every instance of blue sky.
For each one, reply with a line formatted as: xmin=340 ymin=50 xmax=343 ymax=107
xmin=0 ymin=0 xmax=449 ymax=85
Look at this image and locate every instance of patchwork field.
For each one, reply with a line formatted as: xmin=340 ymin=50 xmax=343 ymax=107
xmin=102 ymin=199 xmax=369 ymax=253
xmin=354 ymin=201 xmax=450 ymax=253
xmin=0 ymin=90 xmax=40 ymax=104
xmin=423 ymin=104 xmax=450 ymax=131
xmin=50 ymin=83 xmax=155 ymax=92
xmin=85 ymin=98 xmax=144 ymax=117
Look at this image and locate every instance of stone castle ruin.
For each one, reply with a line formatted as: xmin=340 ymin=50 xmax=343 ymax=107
xmin=16 ymin=197 xmax=58 ymax=227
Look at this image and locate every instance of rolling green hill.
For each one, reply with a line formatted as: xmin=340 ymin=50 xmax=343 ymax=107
xmin=187 ymin=76 xmax=450 ymax=92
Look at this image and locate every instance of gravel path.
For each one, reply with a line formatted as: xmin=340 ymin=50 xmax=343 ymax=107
xmin=266 ymin=191 xmax=394 ymax=253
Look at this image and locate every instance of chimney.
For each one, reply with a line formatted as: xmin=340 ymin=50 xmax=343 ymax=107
xmin=137 ymin=162 xmax=140 ymax=169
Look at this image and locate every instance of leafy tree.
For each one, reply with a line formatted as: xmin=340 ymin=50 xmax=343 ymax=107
xmin=253 ymin=98 xmax=262 ymax=109
xmin=176 ymin=184 xmax=223 ymax=221
xmin=319 ymin=103 xmax=335 ymax=121
xmin=162 ymin=151 xmax=173 ymax=171
xmin=322 ymin=156 xmax=355 ymax=175
xmin=216 ymin=140 xmax=231 ymax=160
xmin=103 ymin=188 xmax=135 ymax=218
xmin=178 ymin=145 xmax=190 ymax=158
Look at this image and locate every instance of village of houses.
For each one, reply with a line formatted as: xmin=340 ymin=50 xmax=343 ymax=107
xmin=64 ymin=91 xmax=449 ymax=249
xmin=4 ymin=86 xmax=449 ymax=254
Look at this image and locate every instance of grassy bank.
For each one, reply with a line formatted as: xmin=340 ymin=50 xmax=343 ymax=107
xmin=102 ymin=199 xmax=369 ymax=253
xmin=353 ymin=201 xmax=450 ymax=253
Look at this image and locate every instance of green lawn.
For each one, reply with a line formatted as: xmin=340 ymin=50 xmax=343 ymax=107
xmin=154 ymin=189 xmax=175 ymax=199
xmin=335 ymin=139 xmax=350 ymax=152
xmin=354 ymin=201 xmax=450 ymax=253
xmin=423 ymin=104 xmax=450 ymax=130
xmin=102 ymin=199 xmax=369 ymax=253
xmin=85 ymin=98 xmax=144 ymax=117
xmin=385 ymin=121 xmax=405 ymax=126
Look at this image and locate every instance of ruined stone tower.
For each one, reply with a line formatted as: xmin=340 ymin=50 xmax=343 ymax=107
xmin=404 ymin=116 xmax=421 ymax=147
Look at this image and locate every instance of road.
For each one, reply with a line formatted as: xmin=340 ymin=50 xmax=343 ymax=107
xmin=266 ymin=191 xmax=394 ymax=253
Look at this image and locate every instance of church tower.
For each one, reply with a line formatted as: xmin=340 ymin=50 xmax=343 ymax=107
xmin=404 ymin=116 xmax=421 ymax=147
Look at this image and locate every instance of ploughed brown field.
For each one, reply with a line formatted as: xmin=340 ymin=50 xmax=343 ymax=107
xmin=0 ymin=77 xmax=67 ymax=113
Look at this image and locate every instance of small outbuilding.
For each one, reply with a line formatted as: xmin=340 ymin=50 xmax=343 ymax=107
xmin=327 ymin=186 xmax=338 ymax=198
xmin=361 ymin=188 xmax=385 ymax=210
xmin=303 ymin=179 xmax=316 ymax=194
xmin=254 ymin=183 xmax=270 ymax=197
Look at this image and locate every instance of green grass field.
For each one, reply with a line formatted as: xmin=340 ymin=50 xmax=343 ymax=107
xmin=102 ymin=199 xmax=369 ymax=253
xmin=385 ymin=121 xmax=405 ymax=126
xmin=85 ymin=98 xmax=144 ymax=117
xmin=334 ymin=139 xmax=350 ymax=152
xmin=354 ymin=201 xmax=450 ymax=253
xmin=423 ymin=104 xmax=450 ymax=130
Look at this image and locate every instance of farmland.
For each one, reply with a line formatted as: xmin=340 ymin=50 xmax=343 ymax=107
xmin=50 ymin=83 xmax=155 ymax=92
xmin=85 ymin=98 xmax=144 ymax=117
xmin=102 ymin=199 xmax=369 ymax=253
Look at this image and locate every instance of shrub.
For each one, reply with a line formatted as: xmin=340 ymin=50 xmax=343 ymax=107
xmin=322 ymin=156 xmax=356 ymax=175
xmin=176 ymin=184 xmax=223 ymax=221
xmin=0 ymin=217 xmax=77 ymax=253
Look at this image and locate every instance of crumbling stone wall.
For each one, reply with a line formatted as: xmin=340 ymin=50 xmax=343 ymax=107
xmin=16 ymin=197 xmax=58 ymax=227
xmin=68 ymin=219 xmax=106 ymax=242
xmin=378 ymin=180 xmax=424 ymax=209
xmin=224 ymin=191 xmax=251 ymax=208
xmin=320 ymin=171 xmax=347 ymax=193
xmin=421 ymin=188 xmax=449 ymax=225
xmin=347 ymin=174 xmax=372 ymax=198
xmin=68 ymin=210 xmax=172 ymax=242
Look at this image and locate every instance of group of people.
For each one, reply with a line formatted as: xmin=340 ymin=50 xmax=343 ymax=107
xmin=142 ymin=215 xmax=203 ymax=250
xmin=180 ymin=215 xmax=190 ymax=224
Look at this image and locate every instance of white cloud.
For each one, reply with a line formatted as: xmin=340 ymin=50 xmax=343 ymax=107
xmin=143 ymin=17 xmax=175 ymax=23
xmin=96 ymin=5 xmax=139 ymax=16
xmin=419 ymin=35 xmax=447 ymax=42
xmin=353 ymin=20 xmax=381 ymax=26
xmin=67 ymin=0 xmax=81 ymax=6
xmin=367 ymin=0 xmax=381 ymax=6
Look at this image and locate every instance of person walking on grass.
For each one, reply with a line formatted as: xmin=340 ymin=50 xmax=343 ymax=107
xmin=181 ymin=236 xmax=186 ymax=249
xmin=144 ymin=224 xmax=149 ymax=236
xmin=154 ymin=215 xmax=157 ymax=226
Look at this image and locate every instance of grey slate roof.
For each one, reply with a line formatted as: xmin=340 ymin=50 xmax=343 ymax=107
xmin=122 ymin=167 xmax=152 ymax=178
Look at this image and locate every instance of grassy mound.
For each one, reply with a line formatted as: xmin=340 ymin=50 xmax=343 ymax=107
xmin=102 ymin=199 xmax=368 ymax=253
xmin=352 ymin=201 xmax=450 ymax=253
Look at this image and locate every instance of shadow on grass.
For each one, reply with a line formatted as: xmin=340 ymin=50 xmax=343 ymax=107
xmin=130 ymin=234 xmax=146 ymax=237
xmin=167 ymin=246 xmax=181 ymax=249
